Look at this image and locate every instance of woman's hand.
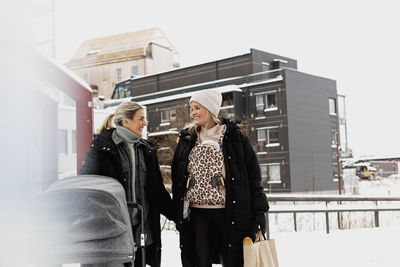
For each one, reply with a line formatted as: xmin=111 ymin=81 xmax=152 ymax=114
xmin=253 ymin=211 xmax=266 ymax=234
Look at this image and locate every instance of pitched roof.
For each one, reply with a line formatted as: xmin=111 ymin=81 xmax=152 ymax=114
xmin=68 ymin=27 xmax=176 ymax=68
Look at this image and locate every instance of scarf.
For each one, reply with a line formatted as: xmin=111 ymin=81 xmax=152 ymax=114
xmin=116 ymin=125 xmax=140 ymax=225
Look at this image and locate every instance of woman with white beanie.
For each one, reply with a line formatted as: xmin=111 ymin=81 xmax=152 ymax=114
xmin=171 ymin=89 xmax=269 ymax=267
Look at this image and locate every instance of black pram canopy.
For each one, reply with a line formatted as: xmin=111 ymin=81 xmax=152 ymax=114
xmin=27 ymin=175 xmax=134 ymax=265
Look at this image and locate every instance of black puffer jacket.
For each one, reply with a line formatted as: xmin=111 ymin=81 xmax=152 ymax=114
xmin=80 ymin=129 xmax=176 ymax=267
xmin=171 ymin=119 xmax=269 ymax=267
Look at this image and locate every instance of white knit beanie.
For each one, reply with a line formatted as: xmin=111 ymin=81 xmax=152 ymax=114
xmin=189 ymin=89 xmax=222 ymax=117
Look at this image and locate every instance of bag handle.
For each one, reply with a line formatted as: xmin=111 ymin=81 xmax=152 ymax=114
xmin=255 ymin=229 xmax=267 ymax=242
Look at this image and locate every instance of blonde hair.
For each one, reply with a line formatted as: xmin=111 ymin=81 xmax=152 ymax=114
xmin=186 ymin=109 xmax=221 ymax=133
xmin=98 ymin=102 xmax=143 ymax=134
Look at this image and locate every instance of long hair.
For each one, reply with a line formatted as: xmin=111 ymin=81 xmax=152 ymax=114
xmin=98 ymin=102 xmax=143 ymax=134
xmin=185 ymin=109 xmax=221 ymax=133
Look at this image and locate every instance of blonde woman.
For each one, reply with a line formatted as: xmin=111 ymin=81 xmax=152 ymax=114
xmin=80 ymin=101 xmax=175 ymax=267
xmin=171 ymin=89 xmax=269 ymax=267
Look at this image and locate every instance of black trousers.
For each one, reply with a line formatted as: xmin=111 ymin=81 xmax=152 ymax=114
xmin=190 ymin=208 xmax=226 ymax=267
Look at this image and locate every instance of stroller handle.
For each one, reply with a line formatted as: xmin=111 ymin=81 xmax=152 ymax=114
xmin=126 ymin=202 xmax=145 ymax=247
xmin=127 ymin=202 xmax=146 ymax=267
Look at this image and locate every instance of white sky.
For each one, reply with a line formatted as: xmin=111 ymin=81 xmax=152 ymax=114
xmin=53 ymin=0 xmax=400 ymax=157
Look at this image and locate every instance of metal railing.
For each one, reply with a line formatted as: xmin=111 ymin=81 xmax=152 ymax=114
xmin=265 ymin=195 xmax=400 ymax=239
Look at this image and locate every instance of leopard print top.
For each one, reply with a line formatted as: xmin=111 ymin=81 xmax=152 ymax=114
xmin=185 ymin=125 xmax=227 ymax=208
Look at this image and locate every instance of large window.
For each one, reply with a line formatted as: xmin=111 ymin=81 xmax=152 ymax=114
xmin=113 ymin=82 xmax=131 ymax=99
xmin=329 ymin=98 xmax=337 ymax=115
xmin=260 ymin=163 xmax=281 ymax=186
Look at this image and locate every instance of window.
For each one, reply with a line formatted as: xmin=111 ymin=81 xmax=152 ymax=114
xmin=260 ymin=165 xmax=268 ymax=187
xmin=132 ymin=66 xmax=139 ymax=76
xmin=112 ymin=83 xmax=131 ymax=99
xmin=266 ymin=94 xmax=277 ymax=110
xmin=256 ymin=93 xmax=278 ymax=116
xmin=329 ymin=98 xmax=336 ymax=115
xmin=83 ymin=73 xmax=88 ymax=82
xmin=260 ymin=164 xmax=281 ymax=186
xmin=58 ymin=129 xmax=68 ymax=155
xmin=269 ymin=164 xmax=281 ymax=183
xmin=220 ymin=92 xmax=235 ymax=121
xmin=332 ymin=163 xmax=338 ymax=179
xmin=121 ymin=83 xmax=131 ymax=98
xmin=257 ymin=128 xmax=279 ymax=144
xmin=268 ymin=128 xmax=279 ymax=145
xmin=257 ymin=127 xmax=280 ymax=153
xmin=222 ymin=93 xmax=233 ymax=106
xmin=161 ymin=110 xmax=169 ymax=123
xmin=161 ymin=108 xmax=176 ymax=125
xmin=72 ymin=130 xmax=76 ymax=154
xmin=257 ymin=129 xmax=266 ymax=141
xmin=117 ymin=68 xmax=122 ymax=82
xmin=256 ymin=95 xmax=265 ymax=117
xmin=331 ymin=130 xmax=337 ymax=147
xmin=170 ymin=109 xmax=176 ymax=121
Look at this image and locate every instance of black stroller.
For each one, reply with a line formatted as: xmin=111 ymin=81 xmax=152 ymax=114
xmin=27 ymin=175 xmax=145 ymax=267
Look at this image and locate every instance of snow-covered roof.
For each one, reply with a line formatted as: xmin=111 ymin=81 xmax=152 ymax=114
xmin=343 ymin=155 xmax=400 ymax=166
xmin=68 ymin=27 xmax=177 ymax=67
xmin=138 ymin=85 xmax=242 ymax=106
xmin=273 ymin=58 xmax=289 ymax=64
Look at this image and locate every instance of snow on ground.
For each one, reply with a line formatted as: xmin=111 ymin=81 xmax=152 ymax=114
xmin=359 ymin=178 xmax=400 ymax=196
xmin=160 ymin=179 xmax=400 ymax=267
xmin=161 ymin=226 xmax=400 ymax=267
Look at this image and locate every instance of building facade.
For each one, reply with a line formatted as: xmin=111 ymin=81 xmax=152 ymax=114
xmin=106 ymin=49 xmax=341 ymax=193
xmin=68 ymin=28 xmax=179 ymax=99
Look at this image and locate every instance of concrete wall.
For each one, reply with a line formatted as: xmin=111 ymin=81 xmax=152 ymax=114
xmin=146 ymin=43 xmax=175 ymax=74
xmin=73 ymin=58 xmax=146 ymax=98
xmin=72 ymin=45 xmax=176 ymax=99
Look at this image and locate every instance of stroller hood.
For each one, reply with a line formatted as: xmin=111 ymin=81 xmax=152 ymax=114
xmin=27 ymin=175 xmax=134 ymax=264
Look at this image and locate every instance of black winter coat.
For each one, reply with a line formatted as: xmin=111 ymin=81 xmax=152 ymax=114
xmin=80 ymin=129 xmax=176 ymax=267
xmin=171 ymin=119 xmax=269 ymax=267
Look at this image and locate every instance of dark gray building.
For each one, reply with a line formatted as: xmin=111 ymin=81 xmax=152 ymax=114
xmin=106 ymin=49 xmax=341 ymax=193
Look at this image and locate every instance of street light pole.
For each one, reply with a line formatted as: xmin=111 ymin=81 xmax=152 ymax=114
xmin=336 ymin=132 xmax=342 ymax=195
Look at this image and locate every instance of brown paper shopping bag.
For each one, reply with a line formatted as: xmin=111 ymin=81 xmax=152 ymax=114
xmin=243 ymin=230 xmax=279 ymax=267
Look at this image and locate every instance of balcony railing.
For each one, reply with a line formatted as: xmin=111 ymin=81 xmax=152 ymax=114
xmin=107 ymin=69 xmax=283 ymax=107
